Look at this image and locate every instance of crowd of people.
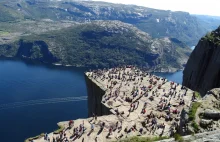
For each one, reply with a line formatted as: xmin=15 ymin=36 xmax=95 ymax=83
xmin=34 ymin=66 xmax=195 ymax=142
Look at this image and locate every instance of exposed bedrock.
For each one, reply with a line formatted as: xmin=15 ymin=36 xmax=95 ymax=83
xmin=85 ymin=74 xmax=111 ymax=117
xmin=0 ymin=39 xmax=58 ymax=63
xmin=16 ymin=40 xmax=58 ymax=63
xmin=204 ymin=109 xmax=220 ymax=119
xmin=183 ymin=27 xmax=220 ymax=96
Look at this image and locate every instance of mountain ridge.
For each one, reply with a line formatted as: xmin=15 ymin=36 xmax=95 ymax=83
xmin=0 ymin=0 xmax=219 ymax=46
xmin=0 ymin=20 xmax=191 ymax=72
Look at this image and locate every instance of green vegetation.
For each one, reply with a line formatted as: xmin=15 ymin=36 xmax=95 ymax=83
xmin=195 ymin=92 xmax=201 ymax=99
xmin=189 ymin=102 xmax=201 ymax=121
xmin=1 ymin=21 xmax=191 ymax=71
xmin=205 ymin=32 xmax=215 ymax=42
xmin=116 ymin=136 xmax=169 ymax=142
xmin=191 ymin=121 xmax=199 ymax=133
xmin=188 ymin=102 xmax=201 ymax=133
xmin=24 ymin=133 xmax=44 ymax=142
xmin=204 ymin=30 xmax=220 ymax=46
xmin=53 ymin=124 xmax=65 ymax=134
xmin=0 ymin=30 xmax=9 ymax=35
xmin=174 ymin=133 xmax=183 ymax=142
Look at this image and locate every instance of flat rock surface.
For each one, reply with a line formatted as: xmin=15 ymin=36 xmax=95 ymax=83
xmin=33 ymin=67 xmax=195 ymax=142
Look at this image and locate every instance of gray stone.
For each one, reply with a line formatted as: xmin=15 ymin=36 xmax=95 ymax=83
xmin=204 ymin=109 xmax=220 ymax=119
xmin=183 ymin=27 xmax=220 ymax=96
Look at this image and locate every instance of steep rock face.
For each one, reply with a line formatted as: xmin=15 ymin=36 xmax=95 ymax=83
xmin=85 ymin=74 xmax=111 ymax=117
xmin=0 ymin=39 xmax=57 ymax=63
xmin=16 ymin=40 xmax=58 ymax=63
xmin=183 ymin=27 xmax=220 ymax=95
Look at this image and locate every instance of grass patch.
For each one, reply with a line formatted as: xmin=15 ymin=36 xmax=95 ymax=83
xmin=188 ymin=102 xmax=201 ymax=133
xmin=53 ymin=124 xmax=65 ymax=134
xmin=195 ymin=92 xmax=201 ymax=99
xmin=0 ymin=31 xmax=9 ymax=35
xmin=24 ymin=133 xmax=44 ymax=142
xmin=117 ymin=136 xmax=169 ymax=142
xmin=189 ymin=102 xmax=201 ymax=121
xmin=174 ymin=133 xmax=183 ymax=142
xmin=191 ymin=121 xmax=199 ymax=133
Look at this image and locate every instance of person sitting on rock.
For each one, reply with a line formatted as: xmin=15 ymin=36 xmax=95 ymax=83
xmin=165 ymin=114 xmax=171 ymax=121
xmin=115 ymin=108 xmax=120 ymax=115
xmin=91 ymin=124 xmax=94 ymax=131
xmin=179 ymin=99 xmax=185 ymax=105
xmin=157 ymin=103 xmax=164 ymax=110
xmin=167 ymin=102 xmax=171 ymax=107
xmin=141 ymin=108 xmax=146 ymax=114
xmin=139 ymin=128 xmax=143 ymax=134
xmin=192 ymin=92 xmax=196 ymax=101
xmin=108 ymin=126 xmax=113 ymax=136
xmin=172 ymin=109 xmax=178 ymax=114
xmin=144 ymin=92 xmax=148 ymax=97
xmin=149 ymin=96 xmax=154 ymax=101
xmin=44 ymin=133 xmax=48 ymax=140
xmin=69 ymin=120 xmax=74 ymax=128
xmin=144 ymin=102 xmax=147 ymax=108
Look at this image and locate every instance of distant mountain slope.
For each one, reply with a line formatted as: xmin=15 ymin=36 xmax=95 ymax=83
xmin=194 ymin=15 xmax=220 ymax=31
xmin=0 ymin=0 xmax=218 ymax=46
xmin=0 ymin=21 xmax=191 ymax=72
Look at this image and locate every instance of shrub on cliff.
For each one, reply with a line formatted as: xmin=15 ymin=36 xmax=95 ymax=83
xmin=189 ymin=102 xmax=201 ymax=121
xmin=117 ymin=136 xmax=169 ymax=142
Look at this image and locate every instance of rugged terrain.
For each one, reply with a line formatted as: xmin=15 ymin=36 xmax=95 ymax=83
xmin=183 ymin=26 xmax=220 ymax=95
xmin=0 ymin=21 xmax=191 ymax=71
xmin=0 ymin=0 xmax=219 ymax=70
xmin=174 ymin=88 xmax=220 ymax=142
xmin=0 ymin=0 xmax=219 ymax=46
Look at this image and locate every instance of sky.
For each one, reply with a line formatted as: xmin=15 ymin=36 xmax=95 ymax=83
xmin=93 ymin=0 xmax=220 ymax=16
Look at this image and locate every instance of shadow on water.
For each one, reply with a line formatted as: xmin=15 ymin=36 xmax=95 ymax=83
xmin=0 ymin=56 xmax=89 ymax=73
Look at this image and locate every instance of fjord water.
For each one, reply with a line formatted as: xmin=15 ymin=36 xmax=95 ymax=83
xmin=154 ymin=71 xmax=183 ymax=84
xmin=0 ymin=60 xmax=183 ymax=142
xmin=0 ymin=60 xmax=88 ymax=142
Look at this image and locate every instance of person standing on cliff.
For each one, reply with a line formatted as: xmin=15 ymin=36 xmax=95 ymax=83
xmin=95 ymin=115 xmax=97 ymax=121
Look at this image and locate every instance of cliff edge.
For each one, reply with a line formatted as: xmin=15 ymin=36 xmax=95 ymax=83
xmin=85 ymin=73 xmax=111 ymax=117
xmin=183 ymin=26 xmax=220 ymax=96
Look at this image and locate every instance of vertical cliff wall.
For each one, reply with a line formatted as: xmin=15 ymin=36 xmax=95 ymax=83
xmin=85 ymin=74 xmax=111 ymax=117
xmin=183 ymin=27 xmax=220 ymax=96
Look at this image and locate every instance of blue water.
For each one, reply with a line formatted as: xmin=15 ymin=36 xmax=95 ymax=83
xmin=154 ymin=71 xmax=183 ymax=84
xmin=0 ymin=60 xmax=183 ymax=142
xmin=0 ymin=60 xmax=88 ymax=142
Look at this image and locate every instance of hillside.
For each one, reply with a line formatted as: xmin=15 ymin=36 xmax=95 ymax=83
xmin=0 ymin=0 xmax=218 ymax=46
xmin=0 ymin=21 xmax=191 ymax=72
xmin=194 ymin=15 xmax=220 ymax=31
xmin=183 ymin=26 xmax=220 ymax=95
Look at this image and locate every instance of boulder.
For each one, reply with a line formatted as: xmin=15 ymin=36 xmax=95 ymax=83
xmin=204 ymin=109 xmax=220 ymax=119
xmin=200 ymin=119 xmax=213 ymax=127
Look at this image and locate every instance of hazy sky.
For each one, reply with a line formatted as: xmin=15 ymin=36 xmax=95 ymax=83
xmin=93 ymin=0 xmax=220 ymax=16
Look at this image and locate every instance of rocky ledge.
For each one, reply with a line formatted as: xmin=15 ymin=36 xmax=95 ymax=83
xmin=29 ymin=66 xmax=196 ymax=142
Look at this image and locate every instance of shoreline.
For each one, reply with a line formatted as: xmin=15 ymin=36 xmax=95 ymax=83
xmin=0 ymin=56 xmax=182 ymax=73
